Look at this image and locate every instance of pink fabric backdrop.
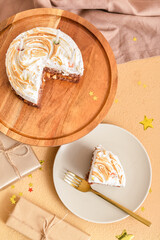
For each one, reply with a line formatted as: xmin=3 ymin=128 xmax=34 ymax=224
xmin=0 ymin=0 xmax=160 ymax=63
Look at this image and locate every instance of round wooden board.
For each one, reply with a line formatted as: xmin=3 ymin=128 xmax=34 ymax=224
xmin=0 ymin=8 xmax=117 ymax=146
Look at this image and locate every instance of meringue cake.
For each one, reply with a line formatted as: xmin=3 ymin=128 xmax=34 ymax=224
xmin=5 ymin=27 xmax=84 ymax=106
xmin=88 ymin=145 xmax=126 ymax=187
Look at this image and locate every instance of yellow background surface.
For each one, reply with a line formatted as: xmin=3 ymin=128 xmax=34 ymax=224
xmin=0 ymin=56 xmax=160 ymax=239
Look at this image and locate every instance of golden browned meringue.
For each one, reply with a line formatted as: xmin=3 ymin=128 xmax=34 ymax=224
xmin=5 ymin=27 xmax=84 ymax=105
xmin=88 ymin=145 xmax=126 ymax=187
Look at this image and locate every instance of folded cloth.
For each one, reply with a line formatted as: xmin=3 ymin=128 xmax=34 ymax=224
xmin=6 ymin=197 xmax=90 ymax=240
xmin=0 ymin=0 xmax=160 ymax=63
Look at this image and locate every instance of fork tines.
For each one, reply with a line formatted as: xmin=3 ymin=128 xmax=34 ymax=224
xmin=64 ymin=171 xmax=82 ymax=188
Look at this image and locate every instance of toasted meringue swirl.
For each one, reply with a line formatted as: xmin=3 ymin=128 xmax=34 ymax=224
xmin=88 ymin=145 xmax=126 ymax=187
xmin=5 ymin=27 xmax=84 ymax=104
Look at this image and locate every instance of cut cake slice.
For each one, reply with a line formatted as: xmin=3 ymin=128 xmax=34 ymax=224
xmin=88 ymin=145 xmax=126 ymax=187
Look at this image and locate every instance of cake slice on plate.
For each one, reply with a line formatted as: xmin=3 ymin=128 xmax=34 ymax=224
xmin=88 ymin=145 xmax=126 ymax=187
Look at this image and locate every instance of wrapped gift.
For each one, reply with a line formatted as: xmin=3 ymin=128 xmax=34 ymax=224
xmin=0 ymin=132 xmax=41 ymax=190
xmin=6 ymin=197 xmax=90 ymax=240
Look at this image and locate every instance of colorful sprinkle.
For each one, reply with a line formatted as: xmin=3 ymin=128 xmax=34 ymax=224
xmin=140 ymin=116 xmax=154 ymax=130
xmin=53 ymin=40 xmax=60 ymax=45
xmin=149 ymin=188 xmax=152 ymax=193
xmin=93 ymin=96 xmax=98 ymax=101
xmin=11 ymin=185 xmax=15 ymax=189
xmin=28 ymin=174 xmax=32 ymax=178
xmin=89 ymin=91 xmax=94 ymax=96
xmin=28 ymin=187 xmax=33 ymax=192
xmin=133 ymin=37 xmax=137 ymax=41
xmin=10 ymin=198 xmax=16 ymax=204
xmin=138 ymin=81 xmax=141 ymax=85
xmin=10 ymin=195 xmax=16 ymax=204
xmin=115 ymin=99 xmax=118 ymax=103
xmin=29 ymin=183 xmax=33 ymax=187
xmin=19 ymin=192 xmax=23 ymax=196
xmin=116 ymin=230 xmax=134 ymax=240
xmin=143 ymin=84 xmax=147 ymax=88
xmin=141 ymin=207 xmax=145 ymax=212
xmin=40 ymin=160 xmax=44 ymax=165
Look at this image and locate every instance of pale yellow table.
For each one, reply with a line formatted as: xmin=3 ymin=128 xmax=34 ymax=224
xmin=0 ymin=57 xmax=160 ymax=239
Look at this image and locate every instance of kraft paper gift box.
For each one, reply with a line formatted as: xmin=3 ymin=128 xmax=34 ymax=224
xmin=6 ymin=197 xmax=90 ymax=240
xmin=0 ymin=132 xmax=41 ymax=190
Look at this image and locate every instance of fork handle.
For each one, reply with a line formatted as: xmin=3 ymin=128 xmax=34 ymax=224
xmin=90 ymin=189 xmax=151 ymax=227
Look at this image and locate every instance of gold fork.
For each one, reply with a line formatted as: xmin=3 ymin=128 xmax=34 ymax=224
xmin=64 ymin=171 xmax=151 ymax=227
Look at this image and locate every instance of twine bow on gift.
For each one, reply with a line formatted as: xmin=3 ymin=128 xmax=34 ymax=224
xmin=41 ymin=214 xmax=68 ymax=240
xmin=0 ymin=141 xmax=29 ymax=178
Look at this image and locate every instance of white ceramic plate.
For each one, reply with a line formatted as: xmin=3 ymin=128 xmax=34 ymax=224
xmin=53 ymin=124 xmax=152 ymax=223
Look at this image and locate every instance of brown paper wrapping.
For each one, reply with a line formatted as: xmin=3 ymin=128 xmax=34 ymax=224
xmin=0 ymin=132 xmax=41 ymax=190
xmin=6 ymin=197 xmax=90 ymax=240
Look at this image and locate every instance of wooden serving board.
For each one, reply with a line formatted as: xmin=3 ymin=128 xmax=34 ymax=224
xmin=0 ymin=8 xmax=117 ymax=146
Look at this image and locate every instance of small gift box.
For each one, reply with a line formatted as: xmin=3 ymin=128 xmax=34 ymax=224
xmin=6 ymin=197 xmax=90 ymax=240
xmin=0 ymin=132 xmax=41 ymax=190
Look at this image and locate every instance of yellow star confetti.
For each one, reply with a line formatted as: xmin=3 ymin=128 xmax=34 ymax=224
xmin=28 ymin=174 xmax=32 ymax=178
xmin=39 ymin=167 xmax=43 ymax=171
xmin=138 ymin=81 xmax=141 ymax=85
xmin=19 ymin=192 xmax=23 ymax=196
xmin=10 ymin=198 xmax=16 ymax=204
xmin=93 ymin=96 xmax=98 ymax=101
xmin=133 ymin=37 xmax=137 ymax=41
xmin=141 ymin=207 xmax=145 ymax=212
xmin=10 ymin=195 xmax=16 ymax=204
xmin=11 ymin=185 xmax=15 ymax=189
xmin=143 ymin=84 xmax=147 ymax=88
xmin=89 ymin=91 xmax=94 ymax=96
xmin=149 ymin=188 xmax=152 ymax=193
xmin=115 ymin=99 xmax=118 ymax=103
xmin=40 ymin=160 xmax=44 ymax=165
xmin=116 ymin=230 xmax=134 ymax=240
xmin=140 ymin=116 xmax=154 ymax=130
xmin=29 ymin=183 xmax=33 ymax=187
